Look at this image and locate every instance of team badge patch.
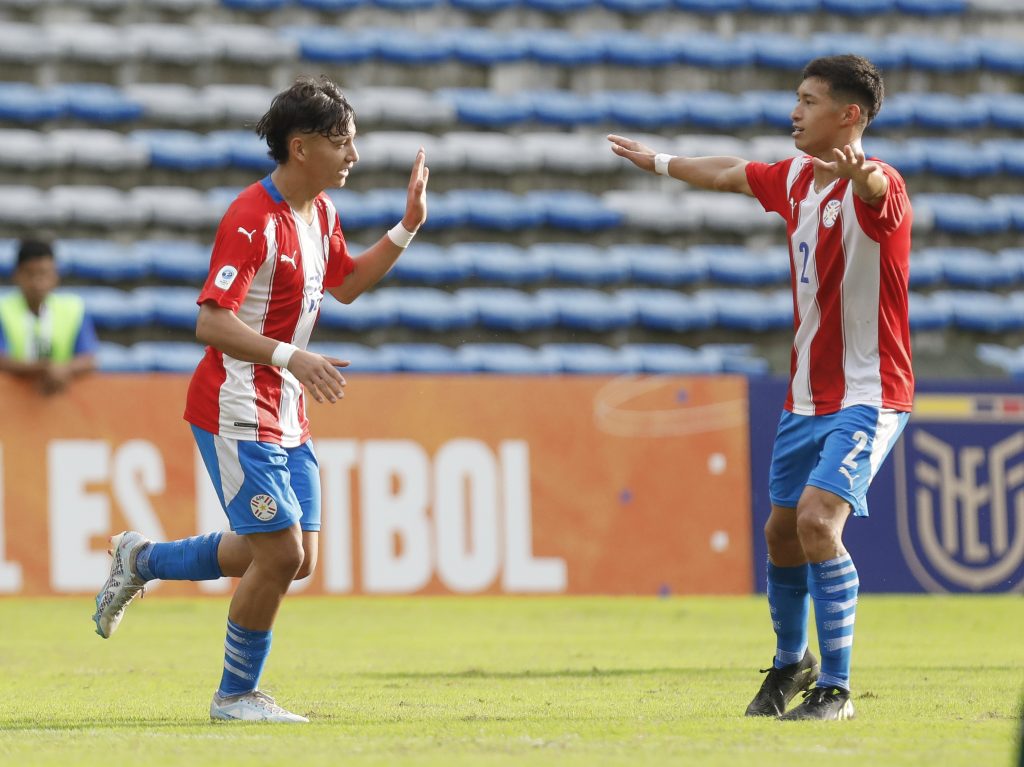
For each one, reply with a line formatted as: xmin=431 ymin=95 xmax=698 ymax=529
xmin=822 ymin=199 xmax=842 ymax=228
xmin=215 ymin=265 xmax=238 ymax=290
xmin=250 ymin=494 xmax=278 ymax=522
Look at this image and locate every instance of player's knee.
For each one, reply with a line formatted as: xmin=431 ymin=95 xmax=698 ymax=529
xmin=294 ymin=552 xmax=317 ymax=580
xmin=795 ymin=507 xmax=839 ymax=550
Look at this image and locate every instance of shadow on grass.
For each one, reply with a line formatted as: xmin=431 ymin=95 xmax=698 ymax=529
xmin=357 ymin=667 xmax=705 ymax=681
xmin=0 ymin=718 xmax=202 ymax=732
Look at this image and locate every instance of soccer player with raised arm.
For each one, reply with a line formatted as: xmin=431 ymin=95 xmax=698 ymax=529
xmin=609 ymin=55 xmax=913 ymax=721
xmin=92 ymin=75 xmax=429 ymax=723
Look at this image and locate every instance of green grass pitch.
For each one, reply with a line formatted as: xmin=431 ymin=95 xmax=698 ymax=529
xmin=0 ymin=596 xmax=1021 ymax=766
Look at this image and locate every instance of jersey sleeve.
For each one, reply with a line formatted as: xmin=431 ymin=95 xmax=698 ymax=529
xmin=745 ymin=158 xmax=795 ymax=219
xmin=853 ymin=162 xmax=910 ymax=240
xmin=197 ymin=203 xmax=269 ymax=312
xmin=324 ymin=212 xmax=356 ymax=289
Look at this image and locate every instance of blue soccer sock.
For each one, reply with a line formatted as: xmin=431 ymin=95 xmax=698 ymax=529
xmin=808 ymin=554 xmax=859 ymax=691
xmin=766 ymin=561 xmax=810 ymax=668
xmin=135 ymin=532 xmax=224 ymax=582
xmin=218 ymin=619 xmax=272 ymax=698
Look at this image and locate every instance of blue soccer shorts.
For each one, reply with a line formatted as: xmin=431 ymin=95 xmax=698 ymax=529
xmin=768 ymin=405 xmax=910 ymax=517
xmin=191 ymin=425 xmax=322 ymax=535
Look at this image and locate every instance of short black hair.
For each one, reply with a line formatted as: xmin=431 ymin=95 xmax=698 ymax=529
xmin=255 ymin=75 xmax=355 ymax=164
xmin=802 ymin=54 xmax=885 ymax=127
xmin=16 ymin=239 xmax=53 ymax=268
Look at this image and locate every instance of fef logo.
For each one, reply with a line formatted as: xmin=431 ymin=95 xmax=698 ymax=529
xmin=250 ymin=494 xmax=278 ymax=522
xmin=822 ymin=199 xmax=842 ymax=228
xmin=894 ymin=397 xmax=1024 ymax=593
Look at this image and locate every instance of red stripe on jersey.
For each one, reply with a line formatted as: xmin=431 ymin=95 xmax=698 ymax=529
xmin=872 ymin=204 xmax=914 ymax=411
xmin=808 ymin=180 xmax=851 ymax=410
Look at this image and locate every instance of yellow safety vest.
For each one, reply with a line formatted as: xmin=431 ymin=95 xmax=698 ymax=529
xmin=0 ymin=292 xmax=85 ymax=363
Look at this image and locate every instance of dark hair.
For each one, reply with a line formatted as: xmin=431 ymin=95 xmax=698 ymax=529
xmin=255 ymin=75 xmax=355 ymax=164
xmin=16 ymin=239 xmax=53 ymax=268
xmin=802 ymin=54 xmax=885 ymax=126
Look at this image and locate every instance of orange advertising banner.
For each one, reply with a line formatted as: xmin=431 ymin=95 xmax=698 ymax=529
xmin=0 ymin=373 xmax=752 ymax=596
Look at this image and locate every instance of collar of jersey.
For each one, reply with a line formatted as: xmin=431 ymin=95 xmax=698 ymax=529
xmin=260 ymin=174 xmax=285 ymax=205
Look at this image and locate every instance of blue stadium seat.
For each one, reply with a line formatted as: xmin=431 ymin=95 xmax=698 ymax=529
xmin=908 ymin=93 xmax=988 ymax=131
xmin=599 ymin=31 xmax=680 ymax=67
xmin=678 ymin=91 xmax=761 ymax=130
xmin=135 ymin=287 xmax=201 ymax=330
xmin=376 ymin=28 xmax=452 ymax=64
xmin=306 ymin=342 xmax=402 ymax=373
xmin=539 ymin=343 xmax=642 ymax=374
xmin=51 ymin=83 xmax=143 ymax=124
xmin=323 ymin=190 xmax=387 ymax=230
xmin=451 ymin=28 xmax=530 ymax=65
xmin=449 ymin=0 xmax=518 ymax=9
xmin=987 ymin=139 xmax=1024 ymax=177
xmin=141 ymin=240 xmax=212 ymax=283
xmin=461 ymin=243 xmax=552 ymax=285
xmin=893 ymin=35 xmax=978 ymax=72
xmin=618 ymin=288 xmax=716 ymax=332
xmin=377 ymin=343 xmax=479 ymax=373
xmin=0 ymin=83 xmax=65 ymax=122
xmin=978 ymin=37 xmax=1024 ymax=75
xmin=222 ymin=0 xmax=289 ymax=9
xmin=56 ymin=239 xmax=147 ymax=282
xmin=373 ymin=0 xmax=440 ymax=9
xmin=620 ymin=343 xmax=722 ymax=374
xmin=676 ymin=36 xmax=755 ymax=69
xmin=814 ymin=33 xmax=904 ymax=70
xmin=528 ymin=29 xmax=605 ymax=66
xmin=914 ymin=194 xmax=1012 ymax=236
xmin=96 ymin=342 xmax=151 ymax=373
xmin=908 ymin=292 xmax=953 ymax=332
xmin=418 ymin=193 xmax=469 ymax=232
xmin=523 ymin=0 xmax=596 ymax=14
xmin=939 ymin=290 xmax=1024 ymax=333
xmin=976 ymin=343 xmax=1024 ymax=377
xmin=674 ymin=0 xmax=744 ymax=11
xmin=71 ymin=287 xmax=152 ymax=330
xmin=132 ymin=342 xmax=205 ymax=373
xmin=820 ymin=0 xmax=894 ymax=13
xmin=527 ymin=191 xmax=623 ymax=232
xmin=611 ymin=244 xmax=707 ymax=286
xmin=437 ymin=88 xmax=533 ymax=127
xmin=908 ymin=251 xmax=944 ymax=289
xmin=601 ymin=90 xmax=688 ymax=130
xmin=131 ymin=130 xmax=229 ymax=172
xmin=895 ymin=0 xmax=966 ymax=13
xmin=862 ymin=138 xmax=926 ymax=176
xmin=376 ymin=288 xmax=476 ymax=332
xmin=931 ymin=247 xmax=1020 ymax=289
xmin=281 ymin=26 xmax=377 ymax=65
xmin=700 ymin=343 xmax=772 ymax=375
xmin=869 ymin=94 xmax=915 ymax=132
xmin=530 ymin=91 xmax=608 ymax=126
xmin=748 ymin=0 xmax=818 ymax=12
xmin=747 ymin=33 xmax=814 ymax=70
xmin=535 ymin=288 xmax=636 ymax=332
xmin=296 ymin=0 xmax=367 ymax=9
xmin=534 ymin=243 xmax=629 ymax=285
xmin=993 ymin=195 xmax=1024 ymax=230
xmin=457 ymin=343 xmax=562 ymax=374
xmin=457 ymin=288 xmax=558 ymax=331
xmin=702 ymin=289 xmax=792 ymax=331
xmin=209 ymin=130 xmax=276 ymax=173
xmin=696 ymin=245 xmax=790 ymax=286
xmin=743 ymin=90 xmax=798 ymax=130
xmin=317 ymin=292 xmax=398 ymax=331
xmin=911 ymin=138 xmax=1001 ymax=178
xmin=389 ymin=243 xmax=473 ymax=285
xmin=599 ymin=0 xmax=672 ymax=11
xmin=447 ymin=190 xmax=546 ymax=230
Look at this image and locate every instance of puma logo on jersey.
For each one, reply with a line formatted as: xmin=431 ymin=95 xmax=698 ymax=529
xmin=838 ymin=466 xmax=860 ymax=492
xmin=237 ymin=227 xmax=256 ymax=243
xmin=280 ymin=252 xmax=298 ymax=268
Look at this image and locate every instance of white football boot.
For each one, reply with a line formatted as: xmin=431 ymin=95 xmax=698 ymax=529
xmin=92 ymin=531 xmax=149 ymax=639
xmin=210 ymin=690 xmax=310 ymax=723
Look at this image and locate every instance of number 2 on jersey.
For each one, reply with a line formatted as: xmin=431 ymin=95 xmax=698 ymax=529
xmin=798 ymin=242 xmax=811 ymax=284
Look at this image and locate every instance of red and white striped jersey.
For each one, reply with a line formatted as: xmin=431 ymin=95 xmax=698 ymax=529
xmin=746 ymin=156 xmax=914 ymax=416
xmin=185 ymin=176 xmax=355 ymax=446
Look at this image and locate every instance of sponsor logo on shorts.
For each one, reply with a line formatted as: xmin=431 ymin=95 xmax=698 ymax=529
xmin=822 ymin=199 xmax=842 ymax=228
xmin=214 ymin=265 xmax=238 ymax=290
xmin=250 ymin=494 xmax=278 ymax=522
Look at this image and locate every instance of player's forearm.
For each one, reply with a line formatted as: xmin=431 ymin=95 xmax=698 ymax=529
xmin=195 ymin=305 xmax=281 ymax=365
xmin=329 ymin=237 xmax=406 ymax=304
xmin=852 ymin=168 xmax=888 ymax=206
xmin=666 ymin=156 xmax=749 ymax=191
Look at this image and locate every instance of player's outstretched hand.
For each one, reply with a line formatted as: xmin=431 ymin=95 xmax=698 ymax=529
xmin=811 ymin=144 xmax=879 ymax=184
xmin=286 ymin=350 xmax=349 ymax=404
xmin=607 ymin=134 xmax=657 ymax=173
xmin=402 ymin=147 xmax=429 ymax=232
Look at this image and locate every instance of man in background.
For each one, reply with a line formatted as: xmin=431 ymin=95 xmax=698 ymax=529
xmin=0 ymin=239 xmax=97 ymax=395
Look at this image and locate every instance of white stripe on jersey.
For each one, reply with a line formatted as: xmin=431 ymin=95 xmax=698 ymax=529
xmin=840 ymin=193 xmax=883 ymax=410
xmin=789 ymin=158 xmax=821 ymax=414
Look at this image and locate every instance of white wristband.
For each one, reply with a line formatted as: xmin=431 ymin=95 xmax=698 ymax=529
xmin=387 ymin=222 xmax=417 ymax=248
xmin=653 ymin=153 xmax=675 ymax=177
xmin=271 ymin=342 xmax=298 ymax=369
